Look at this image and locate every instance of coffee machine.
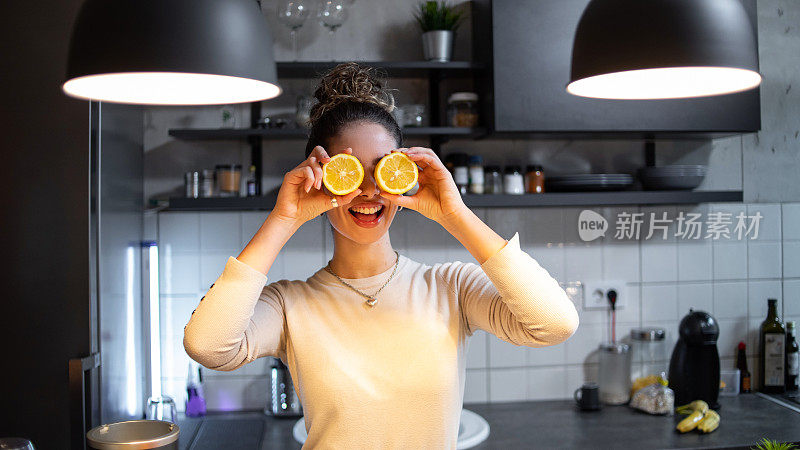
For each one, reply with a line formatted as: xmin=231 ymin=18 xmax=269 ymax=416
xmin=668 ymin=309 xmax=720 ymax=409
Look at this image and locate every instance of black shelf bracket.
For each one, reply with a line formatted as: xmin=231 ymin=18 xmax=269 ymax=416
xmin=249 ymin=102 xmax=263 ymax=195
xmin=644 ymin=141 xmax=656 ymax=167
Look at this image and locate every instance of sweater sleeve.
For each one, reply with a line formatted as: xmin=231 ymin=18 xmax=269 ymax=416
xmin=440 ymin=232 xmax=579 ymax=347
xmin=183 ymin=256 xmax=286 ymax=371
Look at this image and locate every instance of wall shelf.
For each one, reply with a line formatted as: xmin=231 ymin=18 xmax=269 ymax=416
xmin=164 ymin=190 xmax=743 ymax=211
xmin=275 ymin=60 xmax=485 ymax=78
xmin=168 ymin=127 xmax=487 ymax=141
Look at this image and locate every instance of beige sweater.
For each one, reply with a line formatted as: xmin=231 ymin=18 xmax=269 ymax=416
xmin=183 ymin=232 xmax=579 ymax=449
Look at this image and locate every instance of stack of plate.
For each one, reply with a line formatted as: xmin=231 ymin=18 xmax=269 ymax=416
xmin=638 ymin=165 xmax=707 ymax=190
xmin=545 ymin=174 xmax=634 ymax=192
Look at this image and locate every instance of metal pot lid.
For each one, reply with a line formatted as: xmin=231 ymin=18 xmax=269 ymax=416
xmin=86 ymin=420 xmax=179 ymax=450
xmin=631 ymin=328 xmax=666 ymax=341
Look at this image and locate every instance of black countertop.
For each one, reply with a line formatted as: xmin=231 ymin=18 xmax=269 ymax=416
xmin=176 ymin=394 xmax=800 ymax=450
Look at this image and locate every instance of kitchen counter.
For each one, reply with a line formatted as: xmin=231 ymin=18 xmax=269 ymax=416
xmin=176 ymin=394 xmax=800 ymax=449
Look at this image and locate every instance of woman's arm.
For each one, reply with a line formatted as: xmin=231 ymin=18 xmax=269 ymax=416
xmin=184 ymin=145 xmax=362 ymax=369
xmin=381 ymin=147 xmax=578 ymax=346
xmin=439 ymin=234 xmax=579 ymax=347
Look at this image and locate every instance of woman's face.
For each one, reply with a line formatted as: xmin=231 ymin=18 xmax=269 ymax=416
xmin=325 ymin=121 xmax=400 ymax=245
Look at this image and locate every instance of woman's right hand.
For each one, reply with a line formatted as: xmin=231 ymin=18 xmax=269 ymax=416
xmin=270 ymin=145 xmax=362 ymax=228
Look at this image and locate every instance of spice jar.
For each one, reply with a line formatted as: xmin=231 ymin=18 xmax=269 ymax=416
xmin=215 ymin=164 xmax=242 ymax=197
xmin=449 ymin=153 xmax=469 ymax=195
xmin=503 ymin=165 xmax=525 ymax=194
xmin=526 ymin=165 xmax=545 ymax=194
xmin=447 ymin=92 xmax=479 ymax=128
xmin=468 ymin=155 xmax=484 ymax=194
xmin=484 ymin=165 xmax=503 ymax=194
xmin=201 ymin=169 xmax=215 ymax=197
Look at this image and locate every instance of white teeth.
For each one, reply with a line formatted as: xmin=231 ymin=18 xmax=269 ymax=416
xmin=349 ymin=205 xmax=382 ymax=214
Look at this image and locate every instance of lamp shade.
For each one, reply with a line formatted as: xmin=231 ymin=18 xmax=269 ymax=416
xmin=567 ymin=0 xmax=761 ymax=99
xmin=63 ymin=0 xmax=281 ymax=105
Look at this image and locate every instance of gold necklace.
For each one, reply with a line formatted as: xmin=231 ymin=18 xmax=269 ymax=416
xmin=324 ymin=251 xmax=400 ymax=307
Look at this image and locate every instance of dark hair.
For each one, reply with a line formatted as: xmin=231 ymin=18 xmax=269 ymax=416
xmin=304 ymin=63 xmax=403 ymax=158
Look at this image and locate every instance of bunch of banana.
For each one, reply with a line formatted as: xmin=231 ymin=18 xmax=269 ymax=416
xmin=675 ymin=400 xmax=720 ymax=434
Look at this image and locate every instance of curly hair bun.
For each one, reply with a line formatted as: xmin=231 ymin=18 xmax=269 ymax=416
xmin=308 ymin=62 xmax=395 ymax=127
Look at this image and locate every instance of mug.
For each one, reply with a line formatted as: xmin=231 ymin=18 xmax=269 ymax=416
xmin=574 ymin=382 xmax=602 ymax=411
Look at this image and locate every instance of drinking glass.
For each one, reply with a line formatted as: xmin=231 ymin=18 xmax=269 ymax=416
xmin=146 ymin=395 xmax=177 ymax=423
xmin=276 ymin=0 xmax=311 ymax=61
xmin=318 ymin=0 xmax=348 ymax=60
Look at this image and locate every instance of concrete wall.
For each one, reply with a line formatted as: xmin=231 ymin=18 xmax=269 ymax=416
xmin=143 ymin=0 xmax=800 ymax=411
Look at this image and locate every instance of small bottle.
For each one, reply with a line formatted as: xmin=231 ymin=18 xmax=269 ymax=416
xmin=201 ymin=169 xmax=215 ymax=197
xmin=484 ymin=165 xmax=503 ymax=194
xmin=450 ymin=153 xmax=469 ymax=195
xmin=468 ymin=155 xmax=484 ymax=194
xmin=526 ymin=165 xmax=545 ymax=194
xmin=737 ymin=341 xmax=752 ymax=393
xmin=760 ymin=298 xmax=786 ymax=393
xmin=503 ymin=165 xmax=525 ymax=195
xmin=246 ymin=165 xmax=257 ymax=197
xmin=787 ymin=321 xmax=799 ymax=391
xmin=184 ymin=171 xmax=200 ymax=198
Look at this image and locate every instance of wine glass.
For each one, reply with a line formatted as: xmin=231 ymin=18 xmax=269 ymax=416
xmin=318 ymin=0 xmax=349 ymax=60
xmin=276 ymin=0 xmax=311 ymax=61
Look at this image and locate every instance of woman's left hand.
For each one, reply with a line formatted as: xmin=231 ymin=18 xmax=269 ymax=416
xmin=379 ymin=147 xmax=468 ymax=226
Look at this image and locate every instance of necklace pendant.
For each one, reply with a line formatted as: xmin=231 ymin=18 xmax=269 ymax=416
xmin=365 ymin=297 xmax=377 ymax=307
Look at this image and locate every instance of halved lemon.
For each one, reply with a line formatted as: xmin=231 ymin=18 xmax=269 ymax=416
xmin=322 ymin=153 xmax=364 ymax=195
xmin=375 ymin=151 xmax=419 ymax=195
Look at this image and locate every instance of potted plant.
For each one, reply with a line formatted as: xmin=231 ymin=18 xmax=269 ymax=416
xmin=414 ymin=1 xmax=464 ymax=62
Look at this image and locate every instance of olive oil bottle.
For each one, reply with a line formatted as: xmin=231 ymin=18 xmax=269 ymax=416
xmin=759 ymin=299 xmax=786 ymax=393
xmin=787 ymin=321 xmax=799 ymax=391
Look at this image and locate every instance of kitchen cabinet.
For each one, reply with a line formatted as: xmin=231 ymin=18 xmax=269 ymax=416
xmin=472 ymin=0 xmax=761 ymax=136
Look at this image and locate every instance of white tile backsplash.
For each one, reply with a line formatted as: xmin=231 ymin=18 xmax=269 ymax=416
xmin=713 ymin=242 xmax=748 ymax=280
xmin=747 ymin=241 xmax=782 ymax=279
xmin=783 ymin=203 xmax=800 ymax=241
xmin=748 ymin=280 xmax=783 ymax=318
xmin=677 ymin=282 xmax=714 ymax=316
xmin=199 ymin=251 xmax=236 ymax=291
xmin=641 ymin=284 xmax=679 ymax=322
xmin=527 ymin=366 xmax=567 ymax=400
xmin=240 ymin=211 xmax=266 ymax=248
xmin=156 ymin=199 xmax=793 ymax=408
xmin=564 ymin=244 xmax=603 ymax=281
xmin=641 ymin=243 xmax=678 ymax=282
xmin=747 ymin=204 xmax=782 ymax=241
xmin=602 ymin=244 xmax=640 ymax=282
xmin=784 ymin=241 xmax=800 ymax=278
xmin=488 ymin=335 xmax=527 ymax=368
xmin=466 ymin=330 xmax=488 ymax=369
xmin=489 ymin=368 xmax=527 ymax=403
xmin=464 ymin=369 xmax=488 ymax=403
xmin=160 ymin=212 xmax=200 ymax=253
xmin=713 ymin=281 xmax=749 ymax=319
xmin=199 ymin=212 xmax=242 ymax=251
xmin=160 ymin=251 xmax=200 ymax=295
xmin=717 ymin=317 xmax=749 ymax=358
xmin=785 ymin=279 xmax=800 ymax=317
xmin=677 ymin=240 xmax=713 ymax=282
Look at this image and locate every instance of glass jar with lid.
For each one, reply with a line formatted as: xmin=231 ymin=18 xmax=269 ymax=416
xmin=630 ymin=328 xmax=668 ymax=382
xmin=446 ymin=92 xmax=479 ymax=128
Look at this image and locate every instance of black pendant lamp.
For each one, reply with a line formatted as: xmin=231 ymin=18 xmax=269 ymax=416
xmin=63 ymin=0 xmax=281 ymax=105
xmin=567 ymin=0 xmax=761 ymax=100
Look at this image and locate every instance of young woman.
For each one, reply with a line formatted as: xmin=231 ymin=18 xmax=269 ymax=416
xmin=183 ymin=63 xmax=579 ymax=448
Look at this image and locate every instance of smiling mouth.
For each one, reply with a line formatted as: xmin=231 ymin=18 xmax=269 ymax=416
xmin=348 ymin=205 xmax=386 ymax=225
